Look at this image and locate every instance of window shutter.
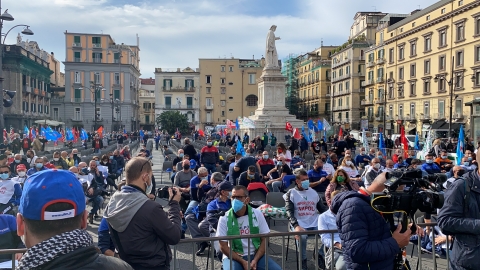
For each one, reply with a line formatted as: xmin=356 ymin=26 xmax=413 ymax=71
xmin=185 ymin=80 xmax=188 ymax=88
xmin=169 ymin=79 xmax=173 ymax=87
xmin=191 ymin=80 xmax=194 ymax=87
xmin=100 ymin=53 xmax=103 ymax=59
xmin=163 ymin=79 xmax=166 ymax=88
xmin=92 ymin=52 xmax=95 ymax=59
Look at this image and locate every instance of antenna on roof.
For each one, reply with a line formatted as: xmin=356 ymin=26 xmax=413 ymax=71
xmin=418 ymin=5 xmax=421 ymax=9
xmin=372 ymin=6 xmax=376 ymax=11
xmin=321 ymin=38 xmax=323 ymax=46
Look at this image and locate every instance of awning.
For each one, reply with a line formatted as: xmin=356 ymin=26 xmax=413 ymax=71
xmin=465 ymin=98 xmax=480 ymax=106
xmin=431 ymin=120 xmax=461 ymax=131
xmin=34 ymin=120 xmax=65 ymax=126
xmin=405 ymin=125 xmax=416 ymax=133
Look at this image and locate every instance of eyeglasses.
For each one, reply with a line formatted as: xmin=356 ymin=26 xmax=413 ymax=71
xmin=231 ymin=195 xmax=246 ymax=200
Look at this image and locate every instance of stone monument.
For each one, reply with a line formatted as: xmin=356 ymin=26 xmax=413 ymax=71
xmin=242 ymin=25 xmax=303 ymax=142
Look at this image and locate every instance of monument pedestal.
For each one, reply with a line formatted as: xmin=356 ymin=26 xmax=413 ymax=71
xmin=241 ymin=67 xmax=303 ymax=143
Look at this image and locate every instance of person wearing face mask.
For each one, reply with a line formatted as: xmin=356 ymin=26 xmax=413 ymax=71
xmin=187 ymin=167 xmax=210 ymax=214
xmin=26 ymin=157 xmax=47 ymax=176
xmin=200 ymin=138 xmax=219 ymax=175
xmin=238 ymin=165 xmax=262 ymax=187
xmin=354 ymin=147 xmax=371 ymax=168
xmin=376 ymin=151 xmax=387 ymax=167
xmin=42 ymin=156 xmax=55 ymax=169
xmin=92 ymin=135 xmax=103 ymax=154
xmin=277 ymin=143 xmax=292 ymax=166
xmin=51 ymin=151 xmax=68 ymax=170
xmin=421 ymin=154 xmax=441 ymax=174
xmin=444 ymin=165 xmax=465 ymax=189
xmin=192 ymin=172 xmax=224 ymax=220
xmin=86 ymin=160 xmax=106 ymax=223
xmin=105 ymin=157 xmax=182 ymax=270
xmin=291 ymin=150 xmax=305 ymax=169
xmin=364 ymin=158 xmax=382 ymax=189
xmin=393 ymin=156 xmax=408 ymax=169
xmin=460 ymin=156 xmax=477 ymax=172
xmin=339 ymin=157 xmax=360 ymax=183
xmin=61 ymin=151 xmax=74 ymax=168
xmin=256 ymin=151 xmax=275 ymax=182
xmin=11 ymin=164 xmax=28 ymax=186
xmin=325 ymin=169 xmax=360 ymax=208
xmin=187 ymin=180 xmax=233 ymax=256
xmin=266 ymin=156 xmax=292 ymax=192
xmin=307 ymin=159 xmax=331 ymax=193
xmin=101 ymin=155 xmax=119 ymax=190
xmin=9 ymin=154 xmax=29 ymax=177
xmin=217 ymin=185 xmax=281 ymax=270
xmin=434 ymin=149 xmax=453 ymax=172
xmin=0 ymin=165 xmax=22 ymax=216
xmin=25 ymin=150 xmax=37 ymax=169
xmin=4 ymin=151 xmax=13 ymax=166
xmin=112 ymin=150 xmax=125 ymax=175
xmin=285 ymin=168 xmax=327 ymax=270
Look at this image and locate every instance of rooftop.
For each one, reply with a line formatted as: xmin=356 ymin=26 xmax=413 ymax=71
xmin=140 ymin=78 xmax=155 ymax=85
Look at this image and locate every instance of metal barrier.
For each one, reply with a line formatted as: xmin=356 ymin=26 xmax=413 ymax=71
xmin=0 ymin=222 xmax=449 ymax=270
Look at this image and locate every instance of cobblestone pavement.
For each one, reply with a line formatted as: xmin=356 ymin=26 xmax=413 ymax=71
xmin=85 ymin=142 xmax=448 ymax=270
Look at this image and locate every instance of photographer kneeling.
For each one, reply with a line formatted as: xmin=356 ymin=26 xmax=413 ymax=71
xmin=104 ymin=157 xmax=182 ymax=270
xmin=331 ymin=172 xmax=423 ymax=269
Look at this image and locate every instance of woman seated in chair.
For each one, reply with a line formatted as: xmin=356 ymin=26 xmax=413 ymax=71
xmin=324 ymin=169 xmax=359 ymax=208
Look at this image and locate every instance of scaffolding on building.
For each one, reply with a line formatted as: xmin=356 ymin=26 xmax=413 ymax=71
xmin=281 ymin=54 xmax=300 ymax=116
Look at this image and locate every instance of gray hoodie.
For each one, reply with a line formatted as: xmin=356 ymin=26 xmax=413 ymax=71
xmin=104 ymin=190 xmax=148 ymax=232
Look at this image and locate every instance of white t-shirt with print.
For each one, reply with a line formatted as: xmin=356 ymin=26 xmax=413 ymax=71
xmin=217 ymin=208 xmax=269 ymax=257
xmin=284 ymin=187 xmax=319 ymax=228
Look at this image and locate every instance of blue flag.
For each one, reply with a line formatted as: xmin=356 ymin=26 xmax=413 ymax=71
xmin=66 ymin=128 xmax=74 ymax=140
xmin=414 ymin=133 xmax=420 ymax=150
xmin=235 ymin=119 xmax=240 ymax=130
xmin=378 ymin=133 xmax=387 ymax=156
xmin=236 ymin=140 xmax=245 ymax=157
xmin=23 ymin=126 xmax=29 ymax=136
xmin=317 ymin=120 xmax=323 ymax=131
xmin=456 ymin=125 xmax=464 ymax=165
xmin=80 ymin=129 xmax=88 ymax=140
xmin=31 ymin=128 xmax=36 ymax=138
xmin=123 ymin=128 xmax=127 ymax=134
xmin=139 ymin=130 xmax=144 ymax=137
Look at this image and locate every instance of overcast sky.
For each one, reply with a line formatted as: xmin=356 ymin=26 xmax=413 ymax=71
xmin=5 ymin=0 xmax=436 ymax=77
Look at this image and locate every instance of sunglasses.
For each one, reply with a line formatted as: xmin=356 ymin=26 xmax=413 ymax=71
xmin=231 ymin=195 xmax=246 ymax=200
xmin=140 ymin=160 xmax=150 ymax=172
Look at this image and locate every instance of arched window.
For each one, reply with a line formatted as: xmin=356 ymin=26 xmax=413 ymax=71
xmin=245 ymin=95 xmax=258 ymax=106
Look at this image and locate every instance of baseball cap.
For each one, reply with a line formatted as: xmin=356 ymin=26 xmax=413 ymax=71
xmin=218 ymin=181 xmax=233 ymax=191
xmin=19 ymin=170 xmax=86 ymax=220
xmin=16 ymin=164 xmax=26 ymax=171
xmin=189 ymin=159 xmax=197 ymax=169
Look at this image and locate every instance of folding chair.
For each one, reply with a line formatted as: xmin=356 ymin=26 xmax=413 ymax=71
xmin=265 ymin=192 xmax=288 ymax=226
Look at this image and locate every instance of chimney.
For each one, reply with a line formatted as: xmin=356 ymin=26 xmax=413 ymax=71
xmin=177 ymin=68 xmax=181 ymax=72
xmin=411 ymin=9 xmax=421 ymax=15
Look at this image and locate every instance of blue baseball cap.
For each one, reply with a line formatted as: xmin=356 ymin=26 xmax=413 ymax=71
xmin=19 ymin=170 xmax=86 ymax=221
xmin=190 ymin=159 xmax=197 ymax=169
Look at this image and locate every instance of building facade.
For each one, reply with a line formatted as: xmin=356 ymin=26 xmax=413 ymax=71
xmin=52 ymin=32 xmax=141 ymax=132
xmin=154 ymin=67 xmax=200 ymax=130
xmin=295 ymin=46 xmax=336 ymax=122
xmin=3 ymin=37 xmax=54 ymax=130
xmin=367 ymin=0 xmax=480 ymax=139
xmin=139 ymin=78 xmax=155 ymax=131
xmin=330 ymin=12 xmax=387 ymax=131
xmin=198 ymin=58 xmax=264 ymax=131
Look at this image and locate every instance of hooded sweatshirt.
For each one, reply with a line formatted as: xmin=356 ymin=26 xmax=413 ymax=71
xmin=104 ymin=185 xmax=182 ymax=269
xmin=331 ymin=191 xmax=399 ymax=270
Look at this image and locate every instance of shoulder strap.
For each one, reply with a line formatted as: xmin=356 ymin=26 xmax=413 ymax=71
xmin=463 ymin=176 xmax=472 ymax=215
xmin=108 ymin=223 xmax=126 ymax=257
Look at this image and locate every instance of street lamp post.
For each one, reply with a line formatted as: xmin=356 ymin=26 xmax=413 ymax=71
xmin=0 ymin=2 xmax=34 ymax=135
xmin=82 ymin=82 xmax=105 ymax=131
xmin=434 ymin=56 xmax=476 ymax=139
xmin=108 ymin=93 xmax=120 ymax=132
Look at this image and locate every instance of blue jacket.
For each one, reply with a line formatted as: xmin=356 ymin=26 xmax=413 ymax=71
xmin=0 ymin=215 xmax=24 ymax=262
xmin=190 ymin=175 xmax=211 ymax=201
xmin=331 ymin=191 xmax=399 ymax=270
xmin=354 ymin=154 xmax=371 ymax=167
xmin=421 ymin=162 xmax=441 ymax=174
xmin=438 ymin=171 xmax=480 ymax=270
xmin=307 ymin=169 xmax=329 ymax=192
xmin=206 ymin=198 xmax=231 ymax=230
xmin=98 ymin=218 xmax=115 ymax=255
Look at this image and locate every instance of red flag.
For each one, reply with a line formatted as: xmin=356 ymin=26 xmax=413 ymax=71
xmin=285 ymin=122 xmax=293 ymax=132
xmin=29 ymin=127 xmax=33 ymax=140
xmin=60 ymin=128 xmax=65 ymax=142
xmin=400 ymin=126 xmax=409 ymax=158
xmin=97 ymin=126 xmax=104 ymax=138
xmin=2 ymin=129 xmax=6 ymax=142
xmin=198 ymin=130 xmax=205 ymax=137
xmin=226 ymin=119 xmax=236 ymax=129
xmin=293 ymin=128 xmax=301 ymax=139
xmin=338 ymin=127 xmax=343 ymax=138
xmin=73 ymin=127 xmax=79 ymax=142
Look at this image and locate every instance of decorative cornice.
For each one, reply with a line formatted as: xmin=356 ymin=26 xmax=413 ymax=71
xmin=385 ymin=0 xmax=480 ymax=45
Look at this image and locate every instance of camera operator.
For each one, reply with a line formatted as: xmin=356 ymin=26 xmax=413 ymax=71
xmin=331 ymin=172 xmax=423 ymax=269
xmin=438 ymin=163 xmax=480 ymax=269
xmin=104 ymin=157 xmax=182 ymax=270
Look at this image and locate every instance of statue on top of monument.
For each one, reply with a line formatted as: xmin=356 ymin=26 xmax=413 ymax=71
xmin=16 ymin=33 xmax=22 ymax=45
xmin=265 ymin=25 xmax=280 ymax=68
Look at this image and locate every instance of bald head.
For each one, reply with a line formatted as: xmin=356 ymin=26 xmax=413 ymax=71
xmin=69 ymin=166 xmax=78 ymax=174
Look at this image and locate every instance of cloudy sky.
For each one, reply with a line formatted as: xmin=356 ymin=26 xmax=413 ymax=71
xmin=6 ymin=0 xmax=435 ymax=77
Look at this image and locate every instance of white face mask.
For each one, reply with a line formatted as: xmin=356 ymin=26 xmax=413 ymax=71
xmin=17 ymin=171 xmax=26 ymax=177
xmin=346 ymin=161 xmax=353 ymax=166
xmin=53 ymin=158 xmax=59 ymax=161
xmin=373 ymin=163 xmax=381 ymax=169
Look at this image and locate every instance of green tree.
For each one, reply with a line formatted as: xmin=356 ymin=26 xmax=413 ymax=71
xmin=156 ymin=111 xmax=190 ymax=134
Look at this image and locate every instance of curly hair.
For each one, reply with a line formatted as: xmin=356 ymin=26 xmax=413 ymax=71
xmin=330 ymin=168 xmax=351 ymax=183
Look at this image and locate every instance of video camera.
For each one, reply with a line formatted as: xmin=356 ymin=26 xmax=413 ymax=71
xmin=371 ymin=169 xmax=446 ymax=232
xmin=156 ymin=186 xmax=177 ymax=200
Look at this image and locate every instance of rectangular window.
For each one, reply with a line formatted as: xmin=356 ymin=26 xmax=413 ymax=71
xmin=206 ymin=112 xmax=212 ymax=122
xmin=476 ymin=46 xmax=480 ymax=62
xmin=438 ymin=100 xmax=445 ymax=118
xmin=229 ymin=66 xmax=233 ymax=72
xmin=399 ymin=46 xmax=404 ymax=60
xmin=249 ymin=74 xmax=256 ymax=84
xmin=95 ymin=108 xmax=101 ymax=121
xmin=456 ymin=23 xmax=465 ymax=42
xmin=221 ymin=111 xmax=225 ymax=116
xmin=206 ymin=75 xmax=211 ymax=84
xmin=399 ymin=105 xmax=404 ymax=117
xmin=206 ymin=98 xmax=212 ymax=106
xmin=424 ymin=102 xmax=430 ymax=116
xmin=439 ymin=55 xmax=446 ymax=70
xmin=441 ymin=8 xmax=446 ymax=14
xmin=456 ymin=50 xmax=464 ymax=67
xmin=455 ymin=99 xmax=462 ymax=114
xmin=206 ymin=87 xmax=211 ymax=94
xmin=410 ymin=103 xmax=416 ymax=116
xmin=475 ymin=70 xmax=480 ymax=87
xmin=458 ymin=0 xmax=463 ymax=6
xmin=74 ymin=108 xmax=81 ymax=121
xmin=410 ymin=64 xmax=416 ymax=77
xmin=424 ymin=60 xmax=430 ymax=74
xmin=221 ymin=66 xmax=225 ymax=72
xmin=114 ymin=52 xmax=120 ymax=63
xmin=94 ymin=72 xmax=100 ymax=84
xmin=439 ymin=31 xmax=447 ymax=47
xmin=438 ymin=77 xmax=446 ymax=92
xmin=92 ymin=52 xmax=102 ymax=63
xmin=74 ymin=71 xmax=81 ymax=83
xmin=345 ymin=81 xmax=350 ymax=90
xmin=74 ymin=88 xmax=82 ymax=102
xmin=92 ymin=37 xmax=101 ymax=46
xmin=424 ymin=36 xmax=431 ymax=52
xmin=220 ymin=87 xmax=226 ymax=94
xmin=186 ymin=97 xmax=193 ymax=108
xmin=455 ymin=73 xmax=464 ymax=89
xmin=221 ymin=100 xmax=226 ymax=106
xmin=410 ymin=82 xmax=416 ymax=96
xmin=423 ymin=80 xmax=430 ymax=93
xmin=389 ymin=48 xmax=394 ymax=63
xmin=74 ymin=52 xmax=81 ymax=62
xmin=114 ymin=73 xmax=120 ymax=84
xmin=399 ymin=67 xmax=404 ymax=80
xmin=164 ymin=79 xmax=171 ymax=90
xmin=53 ymin=108 xmax=59 ymax=120
xmin=74 ymin=36 xmax=81 ymax=44
xmin=114 ymin=89 xmax=120 ymax=100
xmin=476 ymin=16 xmax=480 ymax=36
xmin=410 ymin=42 xmax=416 ymax=56
xmin=165 ymin=97 xmax=171 ymax=108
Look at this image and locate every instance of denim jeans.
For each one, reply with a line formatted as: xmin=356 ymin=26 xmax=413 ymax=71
xmin=267 ymin=181 xmax=283 ymax=192
xmin=89 ymin=195 xmax=103 ymax=215
xmin=291 ymin=225 xmax=318 ymax=260
xmin=204 ymin=163 xmax=216 ymax=174
xmin=222 ymin=254 xmax=281 ymax=270
xmin=185 ymin=200 xmax=199 ymax=216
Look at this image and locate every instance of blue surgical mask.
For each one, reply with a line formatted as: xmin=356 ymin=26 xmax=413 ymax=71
xmin=441 ymin=156 xmax=447 ymax=159
xmin=426 ymin=159 xmax=433 ymax=164
xmin=301 ymin=180 xmax=310 ymax=190
xmin=277 ymin=161 xmax=283 ymax=165
xmin=227 ymin=191 xmax=232 ymax=199
xmin=232 ymin=199 xmax=245 ymax=213
xmin=0 ymin=173 xmax=9 ymax=180
xmin=468 ymin=157 xmax=473 ymax=161
xmin=179 ymin=153 xmax=184 ymax=158
xmin=96 ymin=161 xmax=100 ymax=166
xmin=263 ymin=155 xmax=269 ymax=159
xmin=463 ymin=162 xmax=470 ymax=166
xmin=248 ymin=174 xmax=255 ymax=178
xmin=378 ymin=155 xmax=383 ymax=159
xmin=295 ymin=155 xmax=300 ymax=158
xmin=109 ymin=156 xmax=114 ymax=159
xmin=36 ymin=163 xmax=43 ymax=169
xmin=207 ymin=142 xmax=212 ymax=146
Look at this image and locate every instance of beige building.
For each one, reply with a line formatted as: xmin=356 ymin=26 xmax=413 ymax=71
xmin=154 ymin=67 xmax=200 ymax=130
xmin=139 ymin=78 xmax=155 ymax=131
xmin=295 ymin=46 xmax=336 ymax=121
xmin=47 ymin=52 xmax=65 ymax=88
xmin=364 ymin=0 xmax=480 ymax=139
xmin=55 ymin=32 xmax=141 ymax=132
xmin=198 ymin=58 xmax=264 ymax=131
xmin=330 ymin=12 xmax=387 ymax=131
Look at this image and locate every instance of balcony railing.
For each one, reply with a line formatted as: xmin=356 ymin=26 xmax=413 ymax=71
xmin=420 ymin=113 xmax=431 ymax=120
xmin=375 ymin=98 xmax=384 ymax=104
xmin=366 ymin=61 xmax=375 ymax=68
xmin=156 ymin=104 xmax=199 ymax=110
xmin=205 ymin=104 xmax=214 ymax=110
xmin=162 ymin=86 xmax=196 ymax=92
xmin=72 ymin=43 xmax=81 ymax=47
xmin=376 ymin=58 xmax=385 ymax=65
xmin=453 ymin=113 xmax=464 ymax=119
xmin=363 ymin=79 xmax=375 ymax=87
xmin=361 ymin=99 xmax=373 ymax=105
xmin=331 ymin=73 xmax=350 ymax=82
xmin=376 ymin=77 xmax=384 ymax=83
xmin=352 ymin=72 xmax=365 ymax=77
xmin=332 ymin=57 xmax=351 ymax=68
xmin=433 ymin=113 xmax=445 ymax=120
xmin=74 ymin=58 xmax=81 ymax=62
xmin=71 ymin=98 xmax=83 ymax=103
xmin=92 ymin=43 xmax=102 ymax=48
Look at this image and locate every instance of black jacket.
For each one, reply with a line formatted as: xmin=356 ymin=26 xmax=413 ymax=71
xmin=9 ymin=159 xmax=30 ymax=177
xmin=285 ymin=186 xmax=327 ymax=229
xmin=39 ymin=246 xmax=133 ymax=270
xmin=183 ymin=144 xmax=197 ymax=161
xmin=438 ymin=171 xmax=480 ymax=270
xmin=238 ymin=171 xmax=262 ymax=187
